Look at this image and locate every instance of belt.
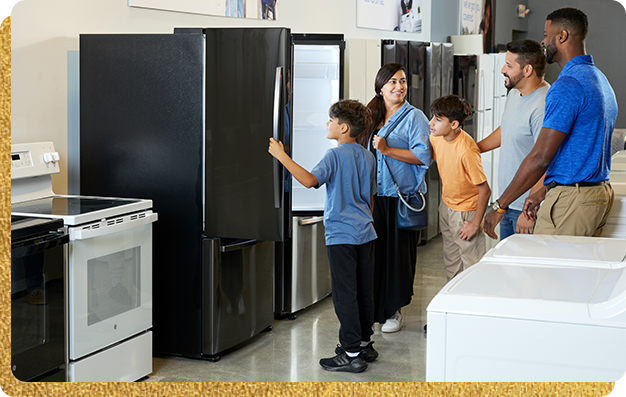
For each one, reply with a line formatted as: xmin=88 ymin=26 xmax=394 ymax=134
xmin=546 ymin=180 xmax=608 ymax=191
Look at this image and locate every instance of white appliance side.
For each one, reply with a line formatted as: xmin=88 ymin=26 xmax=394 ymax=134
xmin=443 ymin=313 xmax=626 ymax=382
xmin=68 ymin=331 xmax=152 ymax=382
xmin=69 ymin=218 xmax=154 ymax=360
xmin=425 ymin=311 xmax=447 ymax=381
xmin=292 ymin=44 xmax=340 ymax=211
xmin=476 ymin=54 xmax=494 ymax=112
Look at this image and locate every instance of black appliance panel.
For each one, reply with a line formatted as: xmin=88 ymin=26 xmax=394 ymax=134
xmin=453 ymin=55 xmax=478 ymax=140
xmin=80 ymin=33 xmax=205 ymax=356
xmin=204 ymin=28 xmax=292 ymax=242
xmin=11 ymin=216 xmax=68 ymax=382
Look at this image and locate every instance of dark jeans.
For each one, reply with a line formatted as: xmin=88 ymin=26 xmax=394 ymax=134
xmin=327 ymin=241 xmax=375 ymax=353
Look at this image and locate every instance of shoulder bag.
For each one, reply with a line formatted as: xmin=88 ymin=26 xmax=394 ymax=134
xmin=381 ymin=155 xmax=428 ymax=231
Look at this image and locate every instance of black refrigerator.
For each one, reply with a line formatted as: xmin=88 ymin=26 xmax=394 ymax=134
xmin=453 ymin=54 xmax=478 ymax=140
xmin=79 ymin=28 xmax=292 ymax=360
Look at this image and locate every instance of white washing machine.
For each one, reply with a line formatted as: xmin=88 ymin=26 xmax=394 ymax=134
xmin=481 ymin=234 xmax=626 ymax=269
xmin=427 ymin=234 xmax=626 ymax=382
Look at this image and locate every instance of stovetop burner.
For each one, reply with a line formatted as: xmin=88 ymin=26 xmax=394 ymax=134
xmin=12 ymin=196 xmax=143 ymax=216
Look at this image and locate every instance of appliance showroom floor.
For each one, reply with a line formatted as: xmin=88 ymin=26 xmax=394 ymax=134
xmin=142 ymin=235 xmax=448 ymax=382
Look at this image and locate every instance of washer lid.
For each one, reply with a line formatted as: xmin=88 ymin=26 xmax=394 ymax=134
xmin=481 ymin=234 xmax=626 ymax=269
xmin=426 ymin=262 xmax=622 ymax=326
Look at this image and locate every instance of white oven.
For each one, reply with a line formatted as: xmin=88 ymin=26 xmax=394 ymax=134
xmin=11 ymin=142 xmax=155 ymax=382
xmin=68 ymin=210 xmax=154 ymax=360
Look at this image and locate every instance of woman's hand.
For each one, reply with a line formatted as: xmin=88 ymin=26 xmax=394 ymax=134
xmin=372 ymin=136 xmax=389 ymax=155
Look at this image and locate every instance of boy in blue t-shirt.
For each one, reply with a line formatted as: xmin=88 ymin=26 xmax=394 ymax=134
xmin=268 ymin=99 xmax=377 ymax=373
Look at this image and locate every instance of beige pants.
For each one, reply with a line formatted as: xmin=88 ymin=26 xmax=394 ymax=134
xmin=439 ymin=201 xmax=486 ymax=281
xmin=534 ymin=182 xmax=614 ymax=236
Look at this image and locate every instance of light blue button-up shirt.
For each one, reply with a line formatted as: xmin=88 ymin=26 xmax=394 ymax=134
xmin=373 ymin=101 xmax=432 ymax=197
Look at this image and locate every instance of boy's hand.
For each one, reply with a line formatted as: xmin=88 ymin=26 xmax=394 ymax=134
xmin=459 ymin=221 xmax=478 ymax=241
xmin=268 ymin=137 xmax=285 ymax=160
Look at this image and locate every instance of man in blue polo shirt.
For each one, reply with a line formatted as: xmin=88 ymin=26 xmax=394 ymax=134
xmin=484 ymin=7 xmax=618 ymax=237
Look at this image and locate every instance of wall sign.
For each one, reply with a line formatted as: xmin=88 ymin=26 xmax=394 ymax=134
xmin=128 ymin=0 xmax=278 ymax=20
xmin=357 ymin=0 xmax=423 ymax=33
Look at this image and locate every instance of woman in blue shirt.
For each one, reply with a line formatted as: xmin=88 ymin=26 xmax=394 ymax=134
xmin=357 ymin=63 xmax=432 ymax=332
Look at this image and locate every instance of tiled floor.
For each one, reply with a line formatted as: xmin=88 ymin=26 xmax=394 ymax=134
xmin=142 ymin=235 xmax=447 ymax=382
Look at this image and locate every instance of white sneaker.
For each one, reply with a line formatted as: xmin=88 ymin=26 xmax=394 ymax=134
xmin=381 ymin=311 xmax=403 ymax=333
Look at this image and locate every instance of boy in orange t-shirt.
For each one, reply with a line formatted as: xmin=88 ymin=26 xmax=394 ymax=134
xmin=429 ymin=95 xmax=491 ymax=281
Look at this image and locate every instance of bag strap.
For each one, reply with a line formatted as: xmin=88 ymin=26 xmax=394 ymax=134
xmin=381 ymin=156 xmax=426 ymax=212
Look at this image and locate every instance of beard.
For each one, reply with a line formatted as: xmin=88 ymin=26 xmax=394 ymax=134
xmin=544 ymin=38 xmax=558 ymax=64
xmin=504 ymin=73 xmax=523 ymax=90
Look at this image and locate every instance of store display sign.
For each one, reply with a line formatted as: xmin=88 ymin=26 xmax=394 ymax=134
xmin=128 ymin=0 xmax=278 ymax=20
xmin=460 ymin=0 xmax=481 ymax=34
xmin=357 ymin=0 xmax=423 ymax=33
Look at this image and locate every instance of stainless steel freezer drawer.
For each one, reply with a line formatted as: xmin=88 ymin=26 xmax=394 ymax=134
xmin=290 ymin=215 xmax=332 ymax=314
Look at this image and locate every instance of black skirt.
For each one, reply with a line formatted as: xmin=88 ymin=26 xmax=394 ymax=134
xmin=372 ymin=195 xmax=419 ymax=323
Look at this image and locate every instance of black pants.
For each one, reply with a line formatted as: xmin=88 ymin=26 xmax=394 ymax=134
xmin=327 ymin=241 xmax=375 ymax=353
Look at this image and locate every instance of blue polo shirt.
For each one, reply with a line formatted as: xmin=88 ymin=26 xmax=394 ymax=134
xmin=311 ymin=142 xmax=377 ymax=246
xmin=542 ymin=55 xmax=618 ymax=185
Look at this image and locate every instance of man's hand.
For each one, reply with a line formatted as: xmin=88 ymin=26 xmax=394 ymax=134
xmin=484 ymin=208 xmax=504 ymax=239
xmin=516 ymin=213 xmax=535 ymax=234
xmin=522 ymin=188 xmax=546 ymax=222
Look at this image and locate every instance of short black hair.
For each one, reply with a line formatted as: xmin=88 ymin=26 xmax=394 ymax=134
xmin=546 ymin=8 xmax=588 ymax=39
xmin=506 ymin=39 xmax=547 ymax=78
xmin=430 ymin=95 xmax=473 ymax=125
xmin=329 ymin=99 xmax=372 ymax=138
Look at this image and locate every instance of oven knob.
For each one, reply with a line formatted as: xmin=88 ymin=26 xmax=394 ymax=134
xmin=114 ymin=324 xmax=117 ymax=330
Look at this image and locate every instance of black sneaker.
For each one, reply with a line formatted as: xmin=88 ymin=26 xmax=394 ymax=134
xmin=335 ymin=341 xmax=378 ymax=362
xmin=320 ymin=346 xmax=368 ymax=373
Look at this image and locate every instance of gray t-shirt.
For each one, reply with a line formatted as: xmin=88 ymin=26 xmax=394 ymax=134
xmin=499 ymin=84 xmax=550 ymax=211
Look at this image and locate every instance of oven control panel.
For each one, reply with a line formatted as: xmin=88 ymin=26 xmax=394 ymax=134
xmin=11 ymin=142 xmax=61 ymax=180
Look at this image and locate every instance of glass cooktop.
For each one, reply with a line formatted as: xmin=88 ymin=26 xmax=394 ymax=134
xmin=11 ymin=196 xmax=143 ymax=216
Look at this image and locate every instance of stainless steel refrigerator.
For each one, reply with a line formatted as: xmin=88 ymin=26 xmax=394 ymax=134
xmin=276 ymin=34 xmax=344 ymax=318
xmin=78 ymin=28 xmax=292 ymax=360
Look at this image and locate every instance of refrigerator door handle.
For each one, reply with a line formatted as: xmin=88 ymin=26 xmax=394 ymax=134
xmin=298 ymin=216 xmax=324 ymax=226
xmin=273 ymin=66 xmax=283 ymax=209
xmin=221 ymin=239 xmax=259 ymax=253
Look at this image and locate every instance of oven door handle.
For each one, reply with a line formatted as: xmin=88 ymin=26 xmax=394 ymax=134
xmin=11 ymin=233 xmax=69 ymax=256
xmin=70 ymin=212 xmax=158 ymax=240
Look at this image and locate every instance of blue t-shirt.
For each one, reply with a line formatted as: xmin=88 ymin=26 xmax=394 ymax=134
xmin=542 ymin=55 xmax=618 ymax=185
xmin=311 ymin=142 xmax=377 ymax=246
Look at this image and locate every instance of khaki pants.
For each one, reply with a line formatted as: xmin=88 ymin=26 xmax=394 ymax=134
xmin=439 ymin=201 xmax=486 ymax=281
xmin=534 ymin=182 xmax=614 ymax=237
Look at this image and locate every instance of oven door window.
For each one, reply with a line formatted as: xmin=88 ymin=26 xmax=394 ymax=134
xmin=88 ymin=247 xmax=141 ymax=326
xmin=69 ymin=222 xmax=152 ymax=360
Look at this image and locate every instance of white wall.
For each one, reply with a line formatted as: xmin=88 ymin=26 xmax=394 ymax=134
xmin=12 ymin=0 xmax=437 ymax=194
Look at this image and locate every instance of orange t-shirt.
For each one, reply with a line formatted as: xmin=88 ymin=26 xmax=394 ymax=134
xmin=430 ymin=129 xmax=487 ymax=212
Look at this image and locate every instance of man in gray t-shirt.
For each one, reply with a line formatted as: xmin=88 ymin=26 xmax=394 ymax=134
xmin=477 ymin=40 xmax=549 ymax=240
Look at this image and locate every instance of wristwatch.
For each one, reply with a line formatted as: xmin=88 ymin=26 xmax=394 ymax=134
xmin=491 ymin=199 xmax=507 ymax=214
